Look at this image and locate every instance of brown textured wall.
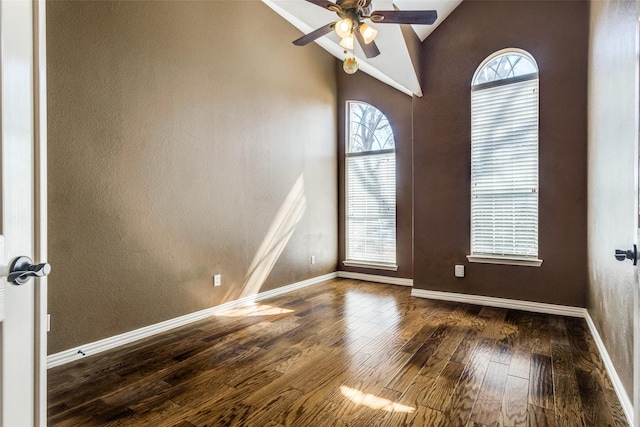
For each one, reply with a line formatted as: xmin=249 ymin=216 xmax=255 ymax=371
xmin=587 ymin=0 xmax=636 ymax=399
xmin=47 ymin=0 xmax=338 ymax=353
xmin=413 ymin=0 xmax=589 ymax=306
xmin=337 ymin=66 xmax=414 ymax=278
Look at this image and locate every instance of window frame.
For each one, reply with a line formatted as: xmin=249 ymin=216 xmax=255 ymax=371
xmin=344 ymin=100 xmax=398 ymax=271
xmin=467 ymin=49 xmax=543 ymax=267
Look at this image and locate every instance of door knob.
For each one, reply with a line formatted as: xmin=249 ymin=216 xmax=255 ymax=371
xmin=615 ymin=244 xmax=637 ymax=265
xmin=6 ymin=256 xmax=51 ymax=285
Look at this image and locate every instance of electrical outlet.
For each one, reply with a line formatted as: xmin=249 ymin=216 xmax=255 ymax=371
xmin=214 ymin=274 xmax=221 ymax=287
xmin=310 ymin=256 xmax=316 ymax=265
xmin=47 ymin=314 xmax=51 ymax=332
xmin=454 ymin=265 xmax=465 ymax=278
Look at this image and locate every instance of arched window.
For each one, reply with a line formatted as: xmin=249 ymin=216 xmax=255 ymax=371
xmin=345 ymin=101 xmax=396 ymax=268
xmin=469 ymin=49 xmax=541 ymax=265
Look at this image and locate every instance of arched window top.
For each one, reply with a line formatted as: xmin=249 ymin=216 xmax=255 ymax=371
xmin=347 ymin=101 xmax=395 ymax=153
xmin=472 ymin=49 xmax=538 ymax=87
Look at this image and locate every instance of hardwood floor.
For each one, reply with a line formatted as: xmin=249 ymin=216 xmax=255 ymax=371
xmin=48 ymin=279 xmax=628 ymax=426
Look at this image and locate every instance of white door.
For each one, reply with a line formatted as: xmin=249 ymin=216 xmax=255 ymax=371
xmin=636 ymin=2 xmax=640 ymax=425
xmin=635 ymin=3 xmax=640 ymax=426
xmin=0 ymin=0 xmax=48 ymax=425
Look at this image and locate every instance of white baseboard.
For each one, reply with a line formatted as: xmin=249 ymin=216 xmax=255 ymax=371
xmin=337 ymin=271 xmax=413 ymax=287
xmin=47 ymin=272 xmax=337 ymax=369
xmin=584 ymin=311 xmax=634 ymax=426
xmin=411 ymin=288 xmax=633 ymax=427
xmin=411 ymin=288 xmax=585 ymax=317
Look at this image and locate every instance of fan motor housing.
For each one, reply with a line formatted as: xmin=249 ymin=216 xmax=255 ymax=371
xmin=336 ymin=0 xmax=371 ymax=17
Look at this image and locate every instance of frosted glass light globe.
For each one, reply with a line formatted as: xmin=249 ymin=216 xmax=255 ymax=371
xmin=335 ymin=19 xmax=353 ymax=39
xmin=343 ymin=57 xmax=359 ymax=74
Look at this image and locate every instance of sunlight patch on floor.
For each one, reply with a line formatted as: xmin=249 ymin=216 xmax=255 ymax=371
xmin=215 ymin=303 xmax=294 ymax=317
xmin=340 ymin=386 xmax=415 ymax=413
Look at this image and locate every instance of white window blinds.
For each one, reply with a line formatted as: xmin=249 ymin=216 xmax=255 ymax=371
xmin=346 ymin=151 xmax=396 ymax=264
xmin=471 ymin=72 xmax=539 ymax=259
xmin=346 ymin=102 xmax=396 ymax=266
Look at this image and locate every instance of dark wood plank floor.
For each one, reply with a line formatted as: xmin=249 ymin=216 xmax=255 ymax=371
xmin=48 ymin=279 xmax=628 ymax=426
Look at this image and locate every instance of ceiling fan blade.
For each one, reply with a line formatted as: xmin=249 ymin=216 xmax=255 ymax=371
xmin=370 ymin=10 xmax=438 ymax=25
xmin=304 ymin=0 xmax=339 ymax=11
xmin=354 ymin=29 xmax=380 ymax=59
xmin=293 ymin=22 xmax=336 ymax=46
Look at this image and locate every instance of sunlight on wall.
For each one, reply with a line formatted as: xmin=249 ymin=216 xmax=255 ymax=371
xmin=240 ymin=173 xmax=307 ymax=298
xmin=339 ymin=386 xmax=415 ymax=413
xmin=215 ymin=303 xmax=294 ymax=317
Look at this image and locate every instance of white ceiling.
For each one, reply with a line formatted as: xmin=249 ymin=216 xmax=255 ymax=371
xmin=262 ymin=0 xmax=462 ymax=97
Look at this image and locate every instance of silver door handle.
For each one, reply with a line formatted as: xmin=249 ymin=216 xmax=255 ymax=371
xmin=5 ymin=256 xmax=51 ymax=285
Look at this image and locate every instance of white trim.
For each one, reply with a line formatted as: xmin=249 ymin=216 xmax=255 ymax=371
xmin=584 ymin=311 xmax=634 ymax=427
xmin=34 ymin=0 xmax=48 ymax=424
xmin=411 ymin=288 xmax=584 ymax=317
xmin=342 ymin=261 xmax=398 ymax=271
xmin=47 ymin=272 xmax=337 ymax=369
xmin=337 ymin=271 xmax=413 ymax=287
xmin=466 ymin=255 xmax=543 ymax=267
xmin=411 ymin=287 xmax=633 ymax=426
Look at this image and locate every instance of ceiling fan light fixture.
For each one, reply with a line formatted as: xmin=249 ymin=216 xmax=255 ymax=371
xmin=339 ymin=34 xmax=355 ymax=50
xmin=292 ymin=0 xmax=438 ymax=60
xmin=343 ymin=56 xmax=359 ymax=74
xmin=359 ymin=23 xmax=378 ymax=44
xmin=335 ymin=18 xmax=353 ymax=39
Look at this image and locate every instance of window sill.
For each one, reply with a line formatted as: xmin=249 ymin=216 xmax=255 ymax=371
xmin=466 ymin=255 xmax=543 ymax=267
xmin=342 ymin=261 xmax=399 ymax=271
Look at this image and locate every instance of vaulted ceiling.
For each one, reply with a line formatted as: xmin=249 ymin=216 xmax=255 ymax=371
xmin=262 ymin=0 xmax=462 ymax=96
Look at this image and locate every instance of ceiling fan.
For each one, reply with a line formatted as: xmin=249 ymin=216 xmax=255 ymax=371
xmin=292 ymin=0 xmax=438 ymax=59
